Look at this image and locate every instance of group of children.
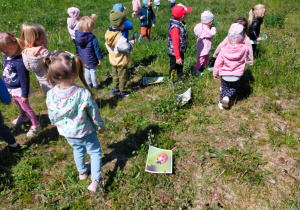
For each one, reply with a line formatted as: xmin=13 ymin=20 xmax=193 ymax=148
xmin=0 ymin=2 xmax=267 ymax=192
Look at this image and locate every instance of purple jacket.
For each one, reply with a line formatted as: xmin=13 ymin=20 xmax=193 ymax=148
xmin=213 ymin=43 xmax=249 ymax=77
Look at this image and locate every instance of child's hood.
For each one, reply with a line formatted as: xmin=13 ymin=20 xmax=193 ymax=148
xmin=105 ymin=30 xmax=121 ymax=48
xmin=75 ymin=30 xmax=95 ymax=47
xmin=67 ymin=18 xmax=79 ymax=30
xmin=221 ymin=43 xmax=248 ymax=61
xmin=22 ymin=48 xmax=50 ymax=73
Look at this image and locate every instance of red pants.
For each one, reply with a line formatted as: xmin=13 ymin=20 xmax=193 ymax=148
xmin=141 ymin=26 xmax=151 ymax=40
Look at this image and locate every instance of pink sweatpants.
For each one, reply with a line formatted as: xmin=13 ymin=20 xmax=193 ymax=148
xmin=13 ymin=96 xmax=38 ymax=126
xmin=194 ymin=54 xmax=210 ymax=70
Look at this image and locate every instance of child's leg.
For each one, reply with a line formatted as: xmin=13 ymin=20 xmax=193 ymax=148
xmin=66 ymin=137 xmax=88 ymax=174
xmin=13 ymin=96 xmax=38 ymax=126
xmin=85 ymin=132 xmax=102 ymax=180
xmin=194 ymin=57 xmax=203 ymax=70
xmin=141 ymin=27 xmax=147 ymax=38
xmin=203 ymin=54 xmax=210 ymax=68
xmin=84 ymin=67 xmax=92 ymax=86
xmin=118 ymin=66 xmax=129 ymax=93
xmin=220 ymin=78 xmax=229 ymax=102
xmin=90 ymin=68 xmax=99 ymax=87
xmin=0 ymin=111 xmax=17 ymax=145
xmin=177 ymin=53 xmax=184 ymax=79
xmin=13 ymin=97 xmax=27 ymax=118
xmin=111 ymin=66 xmax=120 ymax=91
xmin=156 ymin=5 xmax=159 ymax=11
xmin=169 ymin=55 xmax=177 ymax=79
xmin=227 ymin=80 xmax=239 ymax=98
xmin=146 ymin=27 xmax=151 ymax=42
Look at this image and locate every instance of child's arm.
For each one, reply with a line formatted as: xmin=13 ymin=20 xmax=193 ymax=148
xmin=118 ymin=37 xmax=134 ymax=53
xmin=152 ymin=9 xmax=156 ymax=27
xmin=213 ymin=36 xmax=228 ymax=58
xmin=246 ymin=36 xmax=253 ymax=65
xmin=17 ymin=64 xmax=30 ymax=102
xmin=92 ymin=37 xmax=103 ymax=65
xmin=170 ymin=27 xmax=182 ymax=64
xmin=86 ymin=91 xmax=105 ymax=131
xmin=200 ymin=26 xmax=216 ymax=39
xmin=0 ymin=77 xmax=11 ymax=104
xmin=124 ymin=19 xmax=133 ymax=31
xmin=137 ymin=9 xmax=143 ymax=19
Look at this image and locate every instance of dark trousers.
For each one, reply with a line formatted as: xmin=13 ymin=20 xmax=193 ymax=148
xmin=170 ymin=3 xmax=175 ymax=9
xmin=0 ymin=111 xmax=16 ymax=145
xmin=169 ymin=53 xmax=184 ymax=80
xmin=220 ymin=78 xmax=240 ymax=102
xmin=252 ymin=44 xmax=257 ymax=56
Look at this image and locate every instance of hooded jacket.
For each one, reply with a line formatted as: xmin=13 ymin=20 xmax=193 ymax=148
xmin=67 ymin=18 xmax=79 ymax=39
xmin=75 ymin=30 xmax=102 ymax=69
xmin=137 ymin=5 xmax=156 ymax=27
xmin=248 ymin=17 xmax=263 ymax=41
xmin=105 ymin=28 xmax=133 ymax=67
xmin=22 ymin=47 xmax=53 ymax=94
xmin=213 ymin=43 xmax=249 ymax=77
xmin=194 ymin=23 xmax=216 ymax=57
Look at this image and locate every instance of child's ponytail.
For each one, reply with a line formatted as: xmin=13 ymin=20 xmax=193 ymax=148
xmin=247 ymin=8 xmax=255 ymax=31
xmin=90 ymin=14 xmax=97 ymax=24
xmin=0 ymin=31 xmax=24 ymax=54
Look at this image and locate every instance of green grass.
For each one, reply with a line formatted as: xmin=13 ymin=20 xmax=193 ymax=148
xmin=0 ymin=0 xmax=300 ymax=209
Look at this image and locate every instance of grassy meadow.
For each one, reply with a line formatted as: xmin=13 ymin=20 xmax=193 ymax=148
xmin=0 ymin=0 xmax=300 ymax=209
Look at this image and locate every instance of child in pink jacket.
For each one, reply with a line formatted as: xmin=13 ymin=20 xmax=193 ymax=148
xmin=213 ymin=23 xmax=249 ymax=109
xmin=194 ymin=10 xmax=216 ymax=76
xmin=132 ymin=0 xmax=141 ymax=18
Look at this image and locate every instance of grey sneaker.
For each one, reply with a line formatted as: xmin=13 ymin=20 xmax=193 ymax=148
xmin=12 ymin=116 xmax=30 ymax=125
xmin=88 ymin=178 xmax=104 ymax=192
xmin=79 ymin=162 xmax=91 ymax=180
xmin=26 ymin=125 xmax=41 ymax=137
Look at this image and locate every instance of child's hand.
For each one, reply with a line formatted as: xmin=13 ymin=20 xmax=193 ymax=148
xmin=21 ymin=97 xmax=28 ymax=103
xmin=152 ymin=24 xmax=155 ymax=28
xmin=214 ymin=76 xmax=218 ymax=80
xmin=140 ymin=16 xmax=144 ymax=20
xmin=98 ymin=60 xmax=101 ymax=65
xmin=176 ymin=58 xmax=183 ymax=65
xmin=129 ymin=38 xmax=136 ymax=44
xmin=99 ymin=127 xmax=106 ymax=134
xmin=257 ymin=37 xmax=262 ymax=41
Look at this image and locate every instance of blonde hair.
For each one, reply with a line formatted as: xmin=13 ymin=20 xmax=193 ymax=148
xmin=42 ymin=51 xmax=94 ymax=97
xmin=248 ymin=4 xmax=267 ymax=26
xmin=78 ymin=14 xmax=97 ymax=32
xmin=21 ymin=24 xmax=48 ymax=49
xmin=0 ymin=31 xmax=24 ymax=53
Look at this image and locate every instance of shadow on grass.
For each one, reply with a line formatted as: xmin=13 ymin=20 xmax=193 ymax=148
xmin=99 ymin=76 xmax=113 ymax=89
xmin=131 ymin=54 xmax=157 ymax=69
xmin=102 ymin=124 xmax=160 ymax=188
xmin=232 ymin=69 xmax=255 ymax=105
xmin=96 ymin=95 xmax=120 ymax=109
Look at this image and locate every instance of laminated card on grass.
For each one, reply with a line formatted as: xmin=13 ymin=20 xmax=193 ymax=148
xmin=145 ymin=146 xmax=172 ymax=174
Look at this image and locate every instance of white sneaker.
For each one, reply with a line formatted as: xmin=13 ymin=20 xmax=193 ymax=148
xmin=218 ymin=102 xmax=223 ymax=110
xmin=88 ymin=179 xmax=104 ymax=192
xmin=26 ymin=125 xmax=41 ymax=137
xmin=221 ymin=96 xmax=229 ymax=109
xmin=79 ymin=162 xmax=91 ymax=180
xmin=12 ymin=116 xmax=30 ymax=125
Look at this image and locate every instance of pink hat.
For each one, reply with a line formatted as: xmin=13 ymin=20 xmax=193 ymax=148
xmin=228 ymin=23 xmax=245 ymax=44
xmin=172 ymin=4 xmax=192 ymax=18
xmin=67 ymin=7 xmax=81 ymax=19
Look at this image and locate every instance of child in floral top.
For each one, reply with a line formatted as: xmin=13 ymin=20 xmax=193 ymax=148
xmin=43 ymin=51 xmax=105 ymax=192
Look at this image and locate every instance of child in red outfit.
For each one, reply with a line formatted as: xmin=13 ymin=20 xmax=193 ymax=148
xmin=167 ymin=4 xmax=192 ymax=80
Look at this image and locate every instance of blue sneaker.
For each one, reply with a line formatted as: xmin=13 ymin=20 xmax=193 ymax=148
xmin=120 ymin=91 xmax=130 ymax=98
xmin=138 ymin=35 xmax=142 ymax=42
xmin=111 ymin=89 xmax=120 ymax=95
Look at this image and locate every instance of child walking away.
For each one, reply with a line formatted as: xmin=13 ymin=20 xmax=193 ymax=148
xmin=67 ymin=7 xmax=81 ymax=55
xmin=168 ymin=4 xmax=192 ymax=80
xmin=153 ymin=0 xmax=160 ymax=12
xmin=0 ymin=77 xmax=21 ymax=153
xmin=105 ymin=9 xmax=136 ymax=98
xmin=247 ymin=4 xmax=266 ymax=55
xmin=213 ymin=23 xmax=249 ymax=110
xmin=0 ymin=32 xmax=41 ymax=137
xmin=113 ymin=3 xmax=133 ymax=41
xmin=132 ymin=0 xmax=141 ymax=18
xmin=214 ymin=17 xmax=253 ymax=66
xmin=137 ymin=0 xmax=155 ymax=43
xmin=75 ymin=15 xmax=103 ymax=90
xmin=21 ymin=24 xmax=53 ymax=94
xmin=169 ymin=0 xmax=176 ymax=10
xmin=193 ymin=11 xmax=216 ymax=76
xmin=43 ymin=51 xmax=105 ymax=192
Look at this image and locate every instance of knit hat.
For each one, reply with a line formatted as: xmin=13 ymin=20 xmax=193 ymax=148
xmin=228 ymin=23 xmax=245 ymax=44
xmin=172 ymin=4 xmax=192 ymax=18
xmin=67 ymin=7 xmax=81 ymax=19
xmin=110 ymin=9 xmax=126 ymax=28
xmin=201 ymin=11 xmax=214 ymax=23
xmin=143 ymin=0 xmax=150 ymax=5
xmin=113 ymin=3 xmax=126 ymax=12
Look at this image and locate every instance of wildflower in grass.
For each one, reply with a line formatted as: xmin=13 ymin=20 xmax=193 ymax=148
xmin=149 ymin=129 xmax=152 ymax=133
xmin=207 ymin=91 xmax=210 ymax=94
xmin=264 ymin=70 xmax=268 ymax=75
xmin=151 ymin=134 xmax=154 ymax=138
xmin=35 ymin=144 xmax=38 ymax=147
xmin=211 ymin=201 xmax=216 ymax=205
xmin=49 ymin=149 xmax=52 ymax=153
xmin=200 ymin=201 xmax=204 ymax=205
xmin=189 ymin=82 xmax=191 ymax=85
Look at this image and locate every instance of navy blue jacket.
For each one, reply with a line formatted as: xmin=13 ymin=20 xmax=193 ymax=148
xmin=75 ymin=30 xmax=103 ymax=69
xmin=137 ymin=6 xmax=156 ymax=27
xmin=2 ymin=55 xmax=29 ymax=98
xmin=0 ymin=77 xmax=11 ymax=104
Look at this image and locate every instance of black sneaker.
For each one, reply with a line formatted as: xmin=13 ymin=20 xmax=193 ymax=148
xmin=88 ymin=84 xmax=93 ymax=89
xmin=111 ymin=89 xmax=120 ymax=95
xmin=119 ymin=91 xmax=130 ymax=98
xmin=8 ymin=144 xmax=21 ymax=153
xmin=93 ymin=85 xmax=101 ymax=90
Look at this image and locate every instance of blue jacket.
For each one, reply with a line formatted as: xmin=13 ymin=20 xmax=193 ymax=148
xmin=0 ymin=77 xmax=11 ymax=104
xmin=75 ymin=30 xmax=103 ymax=69
xmin=2 ymin=55 xmax=30 ymax=98
xmin=122 ymin=19 xmax=133 ymax=40
xmin=137 ymin=6 xmax=156 ymax=27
